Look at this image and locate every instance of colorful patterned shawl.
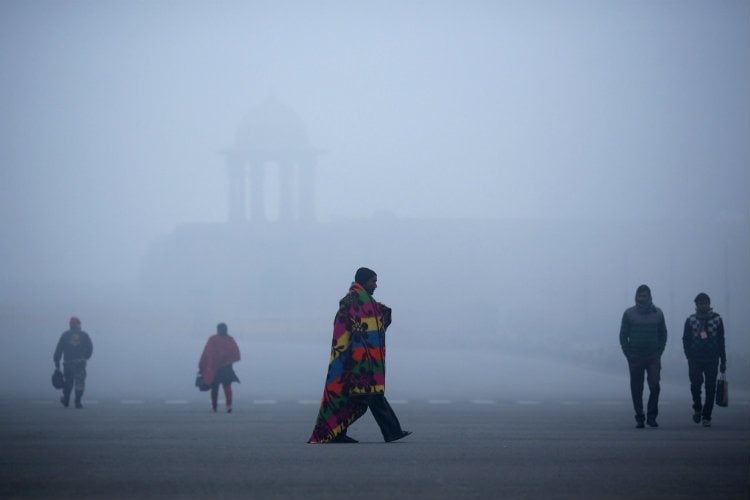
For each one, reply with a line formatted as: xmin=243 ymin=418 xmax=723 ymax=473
xmin=308 ymin=282 xmax=392 ymax=443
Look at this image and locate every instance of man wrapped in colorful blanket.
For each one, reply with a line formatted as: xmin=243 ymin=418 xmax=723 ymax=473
xmin=308 ymin=267 xmax=411 ymax=444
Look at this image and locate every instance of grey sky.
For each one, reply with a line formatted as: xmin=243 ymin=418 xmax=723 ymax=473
xmin=2 ymin=3 xmax=748 ymax=263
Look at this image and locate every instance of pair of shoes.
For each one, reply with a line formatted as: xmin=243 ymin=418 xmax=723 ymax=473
xmin=332 ymin=434 xmax=358 ymax=443
xmin=385 ymin=431 xmax=412 ymax=443
xmin=702 ymin=419 xmax=711 ymax=427
xmin=635 ymin=420 xmax=645 ymax=428
xmin=646 ymin=418 xmax=658 ymax=428
xmin=692 ymin=412 xmax=701 ymax=424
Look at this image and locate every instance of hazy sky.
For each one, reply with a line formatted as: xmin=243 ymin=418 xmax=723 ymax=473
xmin=1 ymin=0 xmax=748 ymax=282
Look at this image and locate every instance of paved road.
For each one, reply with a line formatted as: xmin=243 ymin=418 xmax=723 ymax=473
xmin=2 ymin=398 xmax=749 ymax=499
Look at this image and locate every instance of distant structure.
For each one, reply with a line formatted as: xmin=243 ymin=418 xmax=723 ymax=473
xmin=222 ymin=96 xmax=322 ymax=223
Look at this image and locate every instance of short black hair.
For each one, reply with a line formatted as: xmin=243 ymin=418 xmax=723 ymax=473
xmin=354 ymin=267 xmax=377 ymax=285
xmin=694 ymin=292 xmax=711 ymax=304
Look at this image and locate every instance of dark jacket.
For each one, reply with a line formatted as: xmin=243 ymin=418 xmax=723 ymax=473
xmin=54 ymin=328 xmax=93 ymax=365
xmin=620 ymin=304 xmax=667 ymax=358
xmin=682 ymin=311 xmax=726 ymax=363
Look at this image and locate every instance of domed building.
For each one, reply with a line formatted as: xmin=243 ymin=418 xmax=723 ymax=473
xmin=222 ymin=96 xmax=322 ymax=224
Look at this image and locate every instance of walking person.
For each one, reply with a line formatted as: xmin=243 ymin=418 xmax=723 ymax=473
xmin=308 ymin=267 xmax=411 ymax=443
xmin=683 ymin=292 xmax=726 ymax=427
xmin=620 ymin=285 xmax=667 ymax=428
xmin=199 ymin=323 xmax=241 ymax=413
xmin=54 ymin=316 xmax=93 ymax=409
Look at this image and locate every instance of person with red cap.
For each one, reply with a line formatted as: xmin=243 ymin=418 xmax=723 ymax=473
xmin=53 ymin=317 xmax=94 ymax=408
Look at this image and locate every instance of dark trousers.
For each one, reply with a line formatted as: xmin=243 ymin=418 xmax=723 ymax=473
xmin=688 ymin=358 xmax=719 ymax=420
xmin=210 ymin=383 xmax=233 ymax=409
xmin=627 ymin=354 xmax=661 ymax=420
xmin=62 ymin=361 xmax=87 ymax=405
xmin=352 ymin=394 xmax=404 ymax=441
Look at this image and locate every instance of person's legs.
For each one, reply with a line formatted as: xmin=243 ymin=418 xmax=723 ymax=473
xmin=73 ymin=365 xmax=86 ymax=409
xmin=308 ymin=397 xmax=368 ymax=443
xmin=223 ymin=383 xmax=233 ymax=412
xmin=688 ymin=358 xmax=703 ymax=422
xmin=628 ymin=357 xmax=646 ymax=423
xmin=702 ymin=359 xmax=719 ymax=422
xmin=367 ymin=395 xmax=404 ymax=441
xmin=61 ymin=364 xmax=74 ymax=407
xmin=210 ymin=385 xmax=219 ymax=412
xmin=645 ymin=355 xmax=661 ymax=425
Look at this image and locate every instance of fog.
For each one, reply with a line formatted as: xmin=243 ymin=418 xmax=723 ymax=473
xmin=1 ymin=1 xmax=748 ymax=402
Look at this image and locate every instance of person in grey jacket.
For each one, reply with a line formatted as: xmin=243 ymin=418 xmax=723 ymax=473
xmin=54 ymin=317 xmax=93 ymax=408
xmin=682 ymin=292 xmax=726 ymax=427
xmin=620 ymin=285 xmax=667 ymax=428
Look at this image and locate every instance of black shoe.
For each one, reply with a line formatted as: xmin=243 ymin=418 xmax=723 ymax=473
xmin=60 ymin=396 xmax=69 ymax=408
xmin=332 ymin=434 xmax=358 ymax=443
xmin=385 ymin=431 xmax=412 ymax=443
xmin=692 ymin=412 xmax=701 ymax=424
xmin=646 ymin=417 xmax=658 ymax=428
xmin=75 ymin=402 xmax=83 ymax=409
xmin=702 ymin=419 xmax=711 ymax=427
xmin=635 ymin=420 xmax=645 ymax=428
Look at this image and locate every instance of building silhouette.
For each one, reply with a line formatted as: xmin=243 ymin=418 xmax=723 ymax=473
xmin=222 ymin=96 xmax=322 ymax=224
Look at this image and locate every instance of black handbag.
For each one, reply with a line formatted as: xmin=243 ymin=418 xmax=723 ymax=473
xmin=195 ymin=372 xmax=210 ymax=392
xmin=52 ymin=369 xmax=65 ymax=389
xmin=715 ymin=372 xmax=729 ymax=407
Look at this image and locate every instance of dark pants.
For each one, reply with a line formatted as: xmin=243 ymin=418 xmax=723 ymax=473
xmin=211 ymin=383 xmax=233 ymax=409
xmin=688 ymin=358 xmax=719 ymax=420
xmin=62 ymin=360 xmax=87 ymax=405
xmin=627 ymin=354 xmax=661 ymax=420
xmin=352 ymin=394 xmax=404 ymax=441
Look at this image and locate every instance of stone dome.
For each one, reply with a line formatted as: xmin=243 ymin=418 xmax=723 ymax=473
xmin=233 ymin=96 xmax=311 ymax=151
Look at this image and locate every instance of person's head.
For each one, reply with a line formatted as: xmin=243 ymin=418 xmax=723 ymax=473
xmin=694 ymin=292 xmax=711 ymax=314
xmin=354 ymin=267 xmax=377 ymax=295
xmin=635 ymin=284 xmax=652 ymax=304
xmin=69 ymin=316 xmax=81 ymax=329
xmin=217 ymin=322 xmax=228 ymax=336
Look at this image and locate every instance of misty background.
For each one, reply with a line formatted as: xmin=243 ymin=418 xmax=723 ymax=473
xmin=1 ymin=1 xmax=748 ymax=402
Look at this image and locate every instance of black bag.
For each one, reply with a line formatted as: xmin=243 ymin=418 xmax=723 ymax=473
xmin=52 ymin=369 xmax=65 ymax=389
xmin=715 ymin=372 xmax=728 ymax=407
xmin=195 ymin=372 xmax=210 ymax=392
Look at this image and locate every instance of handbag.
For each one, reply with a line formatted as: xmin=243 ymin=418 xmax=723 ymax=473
xmin=715 ymin=372 xmax=728 ymax=407
xmin=52 ymin=368 xmax=65 ymax=389
xmin=195 ymin=372 xmax=211 ymax=392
